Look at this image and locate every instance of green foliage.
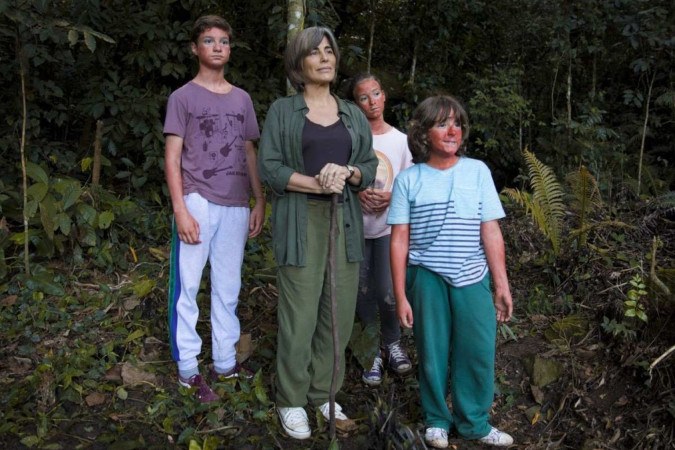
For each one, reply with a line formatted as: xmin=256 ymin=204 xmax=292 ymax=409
xmin=503 ymin=149 xmax=565 ymax=256
xmin=566 ymin=165 xmax=602 ymax=246
xmin=468 ymin=67 xmax=532 ymax=170
xmin=624 ymin=274 xmax=648 ymax=322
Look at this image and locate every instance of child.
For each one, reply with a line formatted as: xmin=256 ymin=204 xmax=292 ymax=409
xmin=347 ymin=73 xmax=414 ymax=385
xmin=163 ymin=15 xmax=265 ymax=402
xmin=388 ymin=95 xmax=514 ymax=447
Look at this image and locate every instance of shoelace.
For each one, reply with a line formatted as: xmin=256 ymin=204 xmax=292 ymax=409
xmin=485 ymin=428 xmax=500 ymax=440
xmin=370 ymin=355 xmax=383 ymax=372
xmin=387 ymin=343 xmax=407 ymax=361
xmin=282 ymin=408 xmax=307 ymax=424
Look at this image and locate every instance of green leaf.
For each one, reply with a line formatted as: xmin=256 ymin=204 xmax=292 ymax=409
xmin=54 ymin=179 xmax=82 ymax=211
xmin=81 ymin=157 xmax=92 ymax=172
xmin=188 ymin=440 xmax=202 ymax=450
xmin=124 ymin=329 xmax=145 ymax=343
xmin=132 ymin=278 xmax=155 ymax=297
xmin=26 ymin=199 xmax=39 ymax=219
xmin=20 ymin=435 xmax=40 ymax=448
xmin=97 ymin=210 xmax=114 ymax=229
xmin=27 ymin=182 xmax=49 ymax=202
xmin=26 ymin=273 xmax=65 ymax=296
xmin=26 ymin=161 xmax=49 ymax=184
xmin=254 ymin=380 xmax=269 ymax=404
xmin=116 ymin=386 xmax=128 ymax=400
xmin=41 ymin=444 xmax=63 ymax=450
xmin=39 ymin=196 xmax=57 ymax=240
xmin=56 ymin=213 xmax=71 ymax=236
xmin=76 ymin=203 xmax=97 ymax=225
xmin=78 ymin=224 xmax=97 ymax=247
xmin=67 ymin=29 xmax=78 ymax=46
xmin=83 ymin=31 xmax=96 ymax=52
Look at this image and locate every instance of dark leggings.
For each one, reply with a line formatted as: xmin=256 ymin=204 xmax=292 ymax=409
xmin=356 ymin=234 xmax=401 ymax=347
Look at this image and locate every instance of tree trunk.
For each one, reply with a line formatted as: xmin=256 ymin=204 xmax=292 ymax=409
xmin=409 ymin=39 xmax=418 ymax=88
xmin=366 ymin=7 xmax=375 ymax=73
xmin=637 ymin=72 xmax=655 ymax=197
xmin=92 ymin=120 xmax=103 ymax=188
xmin=17 ymin=35 xmax=29 ymax=276
xmin=286 ymin=0 xmax=305 ymax=96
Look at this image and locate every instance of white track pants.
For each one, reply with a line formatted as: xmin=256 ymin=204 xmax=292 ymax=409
xmin=168 ymin=192 xmax=249 ymax=372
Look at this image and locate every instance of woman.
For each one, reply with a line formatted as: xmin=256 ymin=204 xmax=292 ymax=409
xmin=347 ymin=73 xmax=413 ymax=386
xmin=258 ymin=27 xmax=377 ymax=440
xmin=388 ymin=96 xmax=514 ymax=448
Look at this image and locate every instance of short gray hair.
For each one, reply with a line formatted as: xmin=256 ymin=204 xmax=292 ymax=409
xmin=284 ymin=27 xmax=340 ymax=92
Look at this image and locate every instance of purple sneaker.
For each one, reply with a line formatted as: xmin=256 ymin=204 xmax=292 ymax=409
xmin=178 ymin=374 xmax=219 ymax=403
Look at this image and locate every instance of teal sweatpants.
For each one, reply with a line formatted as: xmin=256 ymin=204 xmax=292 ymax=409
xmin=407 ymin=265 xmax=496 ymax=439
xmin=275 ymin=200 xmax=359 ymax=407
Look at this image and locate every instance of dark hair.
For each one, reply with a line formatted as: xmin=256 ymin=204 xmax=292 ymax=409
xmin=407 ymin=95 xmax=470 ymax=163
xmin=191 ymin=15 xmax=233 ymax=44
xmin=346 ymin=72 xmax=383 ymax=102
xmin=284 ymin=27 xmax=340 ymax=92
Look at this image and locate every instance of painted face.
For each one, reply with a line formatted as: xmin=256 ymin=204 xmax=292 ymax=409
xmin=427 ymin=112 xmax=463 ymax=159
xmin=353 ymin=78 xmax=386 ymax=120
xmin=301 ymin=36 xmax=336 ymax=86
xmin=191 ymin=27 xmax=231 ymax=67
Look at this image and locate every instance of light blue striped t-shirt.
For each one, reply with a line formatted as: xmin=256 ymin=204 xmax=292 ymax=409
xmin=387 ymin=158 xmax=505 ymax=287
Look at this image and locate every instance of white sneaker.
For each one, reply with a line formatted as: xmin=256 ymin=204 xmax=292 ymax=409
xmin=424 ymin=427 xmax=448 ymax=448
xmin=318 ymin=401 xmax=349 ymax=421
xmin=317 ymin=402 xmax=357 ymax=433
xmin=277 ymin=407 xmax=311 ymax=440
xmin=478 ymin=427 xmax=514 ymax=446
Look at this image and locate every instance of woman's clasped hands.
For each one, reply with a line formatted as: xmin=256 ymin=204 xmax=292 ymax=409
xmin=316 ymin=162 xmax=349 ymax=194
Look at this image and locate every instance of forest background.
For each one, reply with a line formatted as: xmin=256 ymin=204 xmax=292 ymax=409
xmin=0 ymin=0 xmax=673 ymax=449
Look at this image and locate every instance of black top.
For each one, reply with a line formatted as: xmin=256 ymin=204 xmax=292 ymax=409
xmin=302 ymin=118 xmax=351 ymax=201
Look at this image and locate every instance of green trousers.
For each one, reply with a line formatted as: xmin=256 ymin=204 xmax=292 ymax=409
xmin=407 ymin=265 xmax=496 ymax=439
xmin=275 ymin=200 xmax=359 ymax=407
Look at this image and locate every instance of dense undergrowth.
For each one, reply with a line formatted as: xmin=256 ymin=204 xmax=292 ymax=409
xmin=0 ymin=184 xmax=673 ymax=449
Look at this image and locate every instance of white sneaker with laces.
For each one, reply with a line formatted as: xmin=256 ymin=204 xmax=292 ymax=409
xmin=318 ymin=401 xmax=349 ymax=421
xmin=277 ymin=407 xmax=311 ymax=440
xmin=478 ymin=426 xmax=514 ymax=446
xmin=424 ymin=427 xmax=448 ymax=448
xmin=317 ymin=401 xmax=357 ymax=433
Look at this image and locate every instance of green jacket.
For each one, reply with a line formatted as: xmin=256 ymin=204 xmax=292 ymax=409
xmin=258 ymin=94 xmax=377 ymax=267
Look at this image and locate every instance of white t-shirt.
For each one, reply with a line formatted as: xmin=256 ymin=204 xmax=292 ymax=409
xmin=363 ymin=127 xmax=413 ymax=239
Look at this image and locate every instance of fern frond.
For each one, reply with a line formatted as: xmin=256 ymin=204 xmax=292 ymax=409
xmin=523 ymin=149 xmax=565 ymax=255
xmin=566 ymin=165 xmax=602 ymax=246
xmin=569 ymin=220 xmax=635 ymax=238
xmin=501 ymin=188 xmax=532 ymax=211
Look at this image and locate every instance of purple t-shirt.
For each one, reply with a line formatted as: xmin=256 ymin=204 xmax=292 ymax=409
xmin=163 ymin=81 xmax=260 ymax=206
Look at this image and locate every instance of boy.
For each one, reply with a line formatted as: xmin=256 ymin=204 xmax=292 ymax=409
xmin=164 ymin=15 xmax=264 ymax=402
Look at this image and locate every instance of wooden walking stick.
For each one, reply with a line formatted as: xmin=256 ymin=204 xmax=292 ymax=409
xmin=327 ymin=193 xmax=339 ymax=440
